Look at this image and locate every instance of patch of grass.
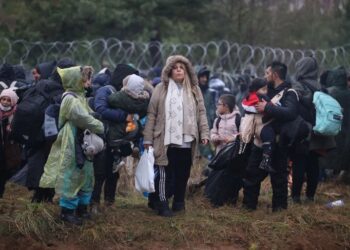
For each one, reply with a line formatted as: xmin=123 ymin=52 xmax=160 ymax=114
xmin=0 ymin=161 xmax=350 ymax=249
xmin=5 ymin=202 xmax=64 ymax=243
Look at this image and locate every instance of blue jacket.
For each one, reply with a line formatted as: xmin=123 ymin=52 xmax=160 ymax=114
xmin=94 ymin=85 xmax=127 ymax=122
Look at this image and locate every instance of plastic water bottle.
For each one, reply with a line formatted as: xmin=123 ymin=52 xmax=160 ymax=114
xmin=326 ymin=200 xmax=345 ymax=208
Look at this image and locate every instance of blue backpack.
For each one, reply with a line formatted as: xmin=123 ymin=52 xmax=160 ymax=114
xmin=312 ymin=91 xmax=343 ymax=136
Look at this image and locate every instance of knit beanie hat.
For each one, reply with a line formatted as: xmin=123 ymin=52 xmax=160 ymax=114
xmin=123 ymin=74 xmax=145 ymax=97
xmin=249 ymin=78 xmax=267 ymax=92
xmin=0 ymin=88 xmax=19 ymax=106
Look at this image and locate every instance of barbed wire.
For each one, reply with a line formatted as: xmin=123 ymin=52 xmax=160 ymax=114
xmin=1 ymin=38 xmax=349 ymax=76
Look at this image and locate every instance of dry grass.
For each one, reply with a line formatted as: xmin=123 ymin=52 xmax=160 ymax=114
xmin=0 ymin=157 xmax=349 ymax=249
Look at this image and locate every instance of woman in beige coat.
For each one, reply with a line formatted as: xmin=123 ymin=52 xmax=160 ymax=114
xmin=143 ymin=55 xmax=210 ymax=217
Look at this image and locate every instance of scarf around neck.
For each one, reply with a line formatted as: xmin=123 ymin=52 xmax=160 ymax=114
xmin=0 ymin=104 xmax=16 ymax=120
xmin=164 ymin=78 xmax=197 ymax=146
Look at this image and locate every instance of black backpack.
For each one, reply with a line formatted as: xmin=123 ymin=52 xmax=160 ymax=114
xmin=10 ymin=79 xmax=64 ymax=146
xmin=43 ymin=92 xmax=78 ymax=141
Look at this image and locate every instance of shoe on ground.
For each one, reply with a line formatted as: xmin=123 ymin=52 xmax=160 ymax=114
xmin=158 ymin=201 xmax=173 ymax=217
xmin=76 ymin=205 xmax=92 ymax=220
xmin=172 ymin=202 xmax=185 ymax=213
xmin=60 ymin=208 xmax=83 ymax=226
xmin=148 ymin=201 xmax=158 ymax=210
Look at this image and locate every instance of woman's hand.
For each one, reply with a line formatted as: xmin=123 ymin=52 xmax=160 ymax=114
xmin=201 ymin=139 xmax=209 ymax=145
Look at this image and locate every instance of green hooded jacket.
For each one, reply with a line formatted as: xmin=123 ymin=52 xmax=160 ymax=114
xmin=39 ymin=66 xmax=104 ymax=198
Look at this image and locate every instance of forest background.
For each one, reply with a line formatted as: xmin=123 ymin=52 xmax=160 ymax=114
xmin=0 ymin=0 xmax=349 ymax=49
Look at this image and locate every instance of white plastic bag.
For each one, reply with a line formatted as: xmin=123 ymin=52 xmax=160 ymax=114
xmin=135 ymin=147 xmax=155 ymax=193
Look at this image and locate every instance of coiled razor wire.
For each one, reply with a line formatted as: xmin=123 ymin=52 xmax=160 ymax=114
xmin=1 ymin=38 xmax=350 ymax=76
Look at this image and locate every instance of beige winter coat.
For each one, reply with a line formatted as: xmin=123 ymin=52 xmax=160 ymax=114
xmin=143 ymin=55 xmax=210 ymax=166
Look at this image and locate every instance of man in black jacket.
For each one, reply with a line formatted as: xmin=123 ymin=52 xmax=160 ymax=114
xmin=243 ymin=61 xmax=299 ymax=211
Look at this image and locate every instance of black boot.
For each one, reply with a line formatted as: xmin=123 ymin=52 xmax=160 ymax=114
xmin=258 ymin=154 xmax=276 ymax=173
xmin=148 ymin=193 xmax=158 ymax=211
xmin=157 ymin=201 xmax=173 ymax=217
xmin=60 ymin=207 xmax=83 ymax=225
xmin=42 ymin=188 xmax=55 ymax=203
xmin=31 ymin=188 xmax=44 ymax=203
xmin=172 ymin=201 xmax=185 ymax=213
xmin=76 ymin=205 xmax=91 ymax=220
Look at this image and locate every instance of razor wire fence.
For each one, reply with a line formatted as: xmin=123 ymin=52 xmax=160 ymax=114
xmin=1 ymin=38 xmax=350 ymax=77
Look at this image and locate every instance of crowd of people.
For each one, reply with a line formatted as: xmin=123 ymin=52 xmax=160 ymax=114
xmin=0 ymin=54 xmax=349 ymax=225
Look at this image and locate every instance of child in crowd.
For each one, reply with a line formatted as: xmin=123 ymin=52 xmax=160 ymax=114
xmin=241 ymin=78 xmax=275 ymax=173
xmin=107 ymin=74 xmax=152 ymax=172
xmin=210 ymin=94 xmax=240 ymax=153
xmin=210 ymin=94 xmax=241 ymax=205
xmin=0 ymin=88 xmax=20 ymax=198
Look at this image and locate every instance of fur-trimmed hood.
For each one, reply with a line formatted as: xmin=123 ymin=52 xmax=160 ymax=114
xmin=161 ymin=55 xmax=198 ymax=87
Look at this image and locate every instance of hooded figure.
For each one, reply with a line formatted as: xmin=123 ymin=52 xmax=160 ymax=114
xmin=197 ymin=67 xmax=215 ymax=159
xmin=290 ymin=57 xmax=335 ymax=203
xmin=13 ymin=65 xmax=26 ymax=80
xmin=292 ymin=56 xmax=335 ymax=151
xmin=110 ymin=64 xmax=139 ymax=91
xmin=143 ymin=55 xmax=209 ymax=217
xmin=34 ymin=61 xmax=57 ymax=81
xmin=198 ymin=67 xmax=215 ymax=128
xmin=39 ymin=66 xmax=104 ymax=225
xmin=0 ymin=63 xmax=16 ymax=90
xmin=319 ymin=67 xmax=350 ymax=181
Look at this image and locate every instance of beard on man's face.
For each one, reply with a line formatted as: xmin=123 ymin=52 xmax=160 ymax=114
xmin=267 ymin=81 xmax=274 ymax=88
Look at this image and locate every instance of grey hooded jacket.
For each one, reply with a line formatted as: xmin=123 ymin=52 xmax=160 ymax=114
xmin=292 ymin=57 xmax=335 ymax=151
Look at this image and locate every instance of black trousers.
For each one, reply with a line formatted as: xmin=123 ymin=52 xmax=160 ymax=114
xmin=290 ymin=149 xmax=319 ymax=199
xmin=153 ymin=147 xmax=192 ymax=204
xmin=91 ymin=147 xmax=119 ymax=203
xmin=243 ymin=145 xmax=289 ymax=210
xmin=32 ymin=187 xmax=55 ymax=203
xmin=260 ymin=123 xmax=275 ymax=156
